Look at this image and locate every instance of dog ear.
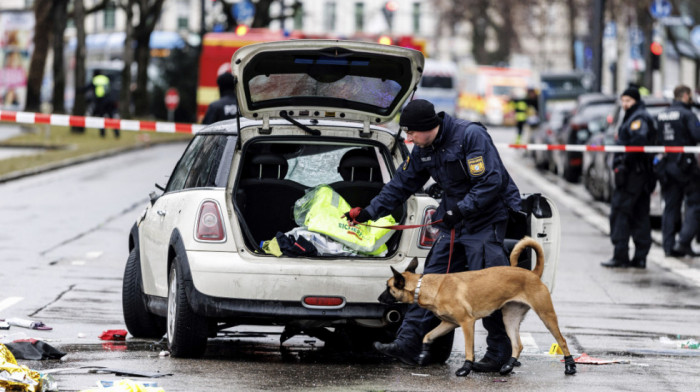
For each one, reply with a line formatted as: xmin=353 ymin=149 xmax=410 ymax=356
xmin=390 ymin=266 xmax=405 ymax=289
xmin=405 ymin=258 xmax=419 ymax=273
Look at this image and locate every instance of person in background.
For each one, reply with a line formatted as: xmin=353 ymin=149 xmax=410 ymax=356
xmin=202 ymin=72 xmax=238 ymax=125
xmin=510 ymin=88 xmax=538 ymax=145
xmin=344 ymin=99 xmax=522 ymax=373
xmin=656 ymin=85 xmax=700 ymax=257
xmin=601 ymin=87 xmax=657 ymax=268
xmin=91 ymin=70 xmax=119 ymax=138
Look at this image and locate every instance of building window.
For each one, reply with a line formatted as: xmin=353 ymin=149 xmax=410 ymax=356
xmin=178 ymin=17 xmax=188 ymax=30
xmin=354 ymin=2 xmax=364 ymax=32
xmin=104 ymin=1 xmax=116 ymax=30
xmin=294 ymin=3 xmax=304 ymax=30
xmin=325 ymin=1 xmax=336 ymax=32
xmin=412 ymin=2 xmax=420 ymax=34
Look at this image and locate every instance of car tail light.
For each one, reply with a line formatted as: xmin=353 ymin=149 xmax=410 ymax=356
xmin=302 ymin=296 xmax=345 ymax=308
xmin=419 ymin=208 xmax=439 ymax=248
xmin=195 ymin=200 xmax=225 ymax=242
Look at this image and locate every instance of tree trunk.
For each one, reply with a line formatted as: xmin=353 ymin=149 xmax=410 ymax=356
xmin=566 ymin=0 xmax=578 ymax=69
xmin=120 ymin=1 xmax=135 ymax=119
xmin=25 ymin=0 xmax=54 ymax=112
xmin=72 ymin=0 xmax=87 ymax=117
xmin=132 ymin=34 xmax=150 ymax=116
xmin=51 ymin=0 xmax=69 ymax=114
xmin=252 ymin=0 xmax=274 ymax=28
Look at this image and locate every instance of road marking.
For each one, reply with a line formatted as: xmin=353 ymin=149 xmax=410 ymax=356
xmin=0 ymin=297 xmax=23 ymax=312
xmin=71 ymin=260 xmax=86 ymax=266
xmin=86 ymin=251 xmax=103 ymax=259
xmin=520 ymin=332 xmax=540 ymax=354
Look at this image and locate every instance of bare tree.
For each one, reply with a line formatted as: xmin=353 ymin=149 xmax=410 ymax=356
xmin=24 ymin=0 xmax=54 ymax=112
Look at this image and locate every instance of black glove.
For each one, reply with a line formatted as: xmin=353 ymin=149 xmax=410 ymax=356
xmin=343 ymin=207 xmax=372 ymax=224
xmin=442 ymin=209 xmax=463 ymax=229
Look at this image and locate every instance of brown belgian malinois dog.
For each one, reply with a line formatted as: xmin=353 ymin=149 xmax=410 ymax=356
xmin=378 ymin=236 xmax=576 ymax=377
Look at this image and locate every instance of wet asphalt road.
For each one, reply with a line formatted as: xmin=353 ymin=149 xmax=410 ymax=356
xmin=1 ymin=126 xmax=699 ymax=391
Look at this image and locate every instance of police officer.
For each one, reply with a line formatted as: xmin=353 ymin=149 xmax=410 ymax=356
xmin=657 ymin=85 xmax=700 ymax=257
xmin=91 ymin=70 xmax=118 ymax=138
xmin=601 ymin=87 xmax=657 ymax=268
xmin=510 ymin=89 xmax=537 ymax=145
xmin=344 ymin=99 xmax=522 ymax=372
xmin=202 ymin=72 xmax=238 ymax=124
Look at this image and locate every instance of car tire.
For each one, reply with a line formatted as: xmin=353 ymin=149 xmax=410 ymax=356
xmin=122 ymin=249 xmax=166 ymax=339
xmin=167 ymin=259 xmax=208 ymax=358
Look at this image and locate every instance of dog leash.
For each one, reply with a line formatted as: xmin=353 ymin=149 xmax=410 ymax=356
xmin=346 ymin=211 xmax=455 ymax=274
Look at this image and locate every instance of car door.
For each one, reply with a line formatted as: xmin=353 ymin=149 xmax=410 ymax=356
xmin=140 ymin=136 xmax=207 ymax=296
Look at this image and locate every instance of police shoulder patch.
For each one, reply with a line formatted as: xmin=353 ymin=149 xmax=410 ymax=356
xmin=630 ymin=120 xmax=641 ymax=131
xmin=467 ymin=156 xmax=485 ymax=176
xmin=403 ymin=156 xmax=410 ymax=171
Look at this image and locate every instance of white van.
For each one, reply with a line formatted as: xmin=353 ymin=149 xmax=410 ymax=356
xmin=413 ymin=58 xmax=459 ymax=116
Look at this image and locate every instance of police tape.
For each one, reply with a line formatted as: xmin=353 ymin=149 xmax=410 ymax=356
xmin=0 ymin=110 xmax=204 ymax=134
xmin=2 ymin=110 xmax=699 ymax=153
xmin=496 ymin=143 xmax=700 ymax=154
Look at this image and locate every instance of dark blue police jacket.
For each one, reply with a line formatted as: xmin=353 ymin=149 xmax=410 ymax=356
xmin=366 ymin=113 xmax=521 ymax=233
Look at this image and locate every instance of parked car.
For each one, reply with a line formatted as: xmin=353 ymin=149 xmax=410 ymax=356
xmin=582 ymin=96 xmax=671 ymax=226
xmin=551 ymin=93 xmax=616 ymax=182
xmin=531 ymin=101 xmax=576 ymax=171
xmin=122 ymin=40 xmax=563 ymax=358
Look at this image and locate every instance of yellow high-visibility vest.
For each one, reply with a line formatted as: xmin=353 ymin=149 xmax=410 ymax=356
xmin=92 ymin=74 xmax=110 ymax=98
xmin=515 ymin=100 xmax=528 ymax=122
xmin=296 ymin=185 xmax=395 ymax=255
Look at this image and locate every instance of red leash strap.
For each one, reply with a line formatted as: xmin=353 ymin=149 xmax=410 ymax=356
xmin=350 ymin=218 xmax=455 ymax=275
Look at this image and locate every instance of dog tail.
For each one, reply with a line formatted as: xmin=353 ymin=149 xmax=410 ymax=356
xmin=510 ymin=236 xmax=545 ymax=278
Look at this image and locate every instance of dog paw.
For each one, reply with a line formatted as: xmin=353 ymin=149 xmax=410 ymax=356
xmin=455 ymin=360 xmax=473 ymax=377
xmin=564 ymin=355 xmax=577 ymax=375
xmin=499 ymin=357 xmax=518 ymax=375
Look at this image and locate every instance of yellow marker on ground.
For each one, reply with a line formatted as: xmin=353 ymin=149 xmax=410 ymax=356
xmin=549 ymin=343 xmax=564 ymax=355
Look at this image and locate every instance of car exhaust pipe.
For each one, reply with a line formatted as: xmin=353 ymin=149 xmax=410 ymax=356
xmin=384 ymin=309 xmax=401 ymax=324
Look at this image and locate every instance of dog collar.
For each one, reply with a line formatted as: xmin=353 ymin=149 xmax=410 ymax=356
xmin=414 ymin=275 xmax=424 ymax=304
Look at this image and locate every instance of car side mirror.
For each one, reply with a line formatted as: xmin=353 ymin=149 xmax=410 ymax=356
xmin=149 ymin=191 xmax=160 ymax=205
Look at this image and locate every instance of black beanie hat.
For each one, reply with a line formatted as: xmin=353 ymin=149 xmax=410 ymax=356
xmin=621 ymin=87 xmax=640 ymax=102
xmin=217 ymin=72 xmax=236 ymax=94
xmin=399 ymin=99 xmax=440 ymax=131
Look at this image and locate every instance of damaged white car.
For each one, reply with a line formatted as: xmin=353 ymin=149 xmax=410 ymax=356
xmin=122 ymin=40 xmax=561 ymax=358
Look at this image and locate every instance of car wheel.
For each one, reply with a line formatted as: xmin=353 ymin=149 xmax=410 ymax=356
xmin=122 ymin=249 xmax=166 ymax=339
xmin=167 ymin=258 xmax=208 ymax=357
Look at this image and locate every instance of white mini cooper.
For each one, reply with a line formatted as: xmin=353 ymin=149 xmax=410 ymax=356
xmin=122 ymin=40 xmax=561 ymax=358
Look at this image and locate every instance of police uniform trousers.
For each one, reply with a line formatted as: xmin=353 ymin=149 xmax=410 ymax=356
xmin=610 ymin=172 xmax=652 ymax=262
xmin=394 ymin=220 xmax=512 ymax=362
xmin=677 ymin=172 xmax=700 ymax=248
xmin=661 ymin=176 xmax=686 ymax=254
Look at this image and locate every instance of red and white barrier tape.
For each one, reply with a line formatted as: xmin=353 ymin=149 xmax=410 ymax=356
xmin=1 ymin=110 xmax=698 ymax=153
xmin=0 ymin=110 xmax=204 ymax=134
xmin=497 ymin=143 xmax=700 ymax=154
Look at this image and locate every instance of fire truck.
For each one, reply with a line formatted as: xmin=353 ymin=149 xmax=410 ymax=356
xmin=196 ymin=29 xmax=426 ymax=122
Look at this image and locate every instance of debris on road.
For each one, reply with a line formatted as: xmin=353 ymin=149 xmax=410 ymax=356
xmin=99 ymin=330 xmax=128 ymax=341
xmin=5 ymin=339 xmax=66 ymax=360
xmin=6 ymin=318 xmax=52 ymax=331
xmin=1 ymin=343 xmax=57 ymax=391
xmin=565 ymin=353 xmax=630 ymax=365
xmin=79 ymin=378 xmax=164 ymax=392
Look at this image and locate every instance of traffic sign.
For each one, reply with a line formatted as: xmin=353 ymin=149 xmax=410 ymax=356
xmin=165 ymin=88 xmax=180 ymax=111
xmin=649 ymin=0 xmax=672 ymax=19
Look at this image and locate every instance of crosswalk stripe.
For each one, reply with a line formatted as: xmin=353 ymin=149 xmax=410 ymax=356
xmin=0 ymin=297 xmax=23 ymax=312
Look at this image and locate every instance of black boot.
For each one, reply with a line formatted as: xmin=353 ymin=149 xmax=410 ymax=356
xmin=455 ymin=360 xmax=473 ymax=377
xmin=600 ymin=258 xmax=630 ymax=268
xmin=630 ymin=258 xmax=646 ymax=269
xmin=373 ymin=341 xmax=417 ymax=366
xmin=499 ymin=357 xmax=519 ymax=375
xmin=672 ymin=242 xmax=699 ymax=257
xmin=564 ymin=355 xmax=577 ymax=375
xmin=472 ymin=356 xmax=506 ymax=372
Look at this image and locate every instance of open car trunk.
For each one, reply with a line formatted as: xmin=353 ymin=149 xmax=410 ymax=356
xmin=233 ymin=137 xmax=406 ymax=257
